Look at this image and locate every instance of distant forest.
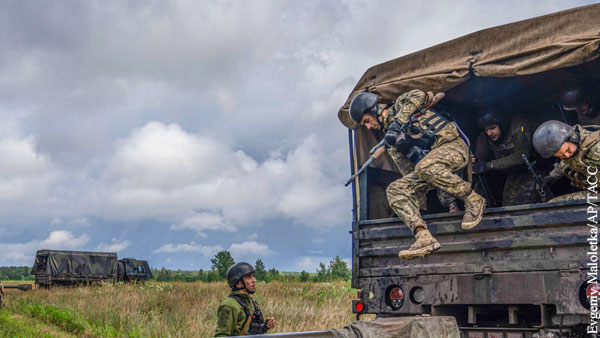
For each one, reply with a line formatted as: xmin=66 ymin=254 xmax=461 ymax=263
xmin=0 ymin=266 xmax=34 ymax=281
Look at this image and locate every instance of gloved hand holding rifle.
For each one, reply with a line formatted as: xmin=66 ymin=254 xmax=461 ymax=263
xmin=345 ymin=92 xmax=445 ymax=187
xmin=522 ymin=154 xmax=554 ymax=202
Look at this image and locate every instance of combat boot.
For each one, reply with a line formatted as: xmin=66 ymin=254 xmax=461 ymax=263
xmin=462 ymin=190 xmax=486 ymax=229
xmin=398 ymin=229 xmax=441 ymax=260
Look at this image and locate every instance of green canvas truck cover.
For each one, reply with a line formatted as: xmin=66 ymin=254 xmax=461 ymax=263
xmin=338 ymin=4 xmax=600 ymax=130
xmin=33 ymin=249 xmax=117 ymax=277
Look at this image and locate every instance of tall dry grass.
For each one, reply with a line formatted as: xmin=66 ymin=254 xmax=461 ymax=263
xmin=1 ymin=281 xmax=372 ymax=337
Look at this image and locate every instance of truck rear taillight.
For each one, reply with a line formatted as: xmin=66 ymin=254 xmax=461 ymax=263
xmin=587 ymin=283 xmax=600 ymax=297
xmin=410 ymin=286 xmax=425 ymax=304
xmin=387 ymin=286 xmax=404 ymax=310
xmin=352 ymin=300 xmax=365 ymax=313
xmin=579 ymin=282 xmax=600 ymax=310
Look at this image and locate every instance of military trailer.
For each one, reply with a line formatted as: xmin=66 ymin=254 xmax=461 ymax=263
xmin=338 ymin=5 xmax=599 ymax=338
xmin=117 ymin=258 xmax=153 ymax=282
xmin=31 ymin=249 xmax=118 ymax=288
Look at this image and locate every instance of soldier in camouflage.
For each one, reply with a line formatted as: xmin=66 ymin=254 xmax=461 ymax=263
xmin=349 ymin=90 xmax=486 ymax=259
xmin=0 ymin=275 xmax=4 ymax=309
xmin=215 ymin=262 xmax=275 ymax=336
xmin=533 ymin=120 xmax=600 ymax=201
xmin=559 ymin=81 xmax=600 ymax=127
xmin=472 ymin=111 xmax=539 ymax=206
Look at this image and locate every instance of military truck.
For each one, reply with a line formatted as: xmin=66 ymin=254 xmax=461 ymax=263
xmin=116 ymin=258 xmax=153 ymax=282
xmin=31 ymin=249 xmax=118 ymax=288
xmin=338 ymin=4 xmax=599 ymax=338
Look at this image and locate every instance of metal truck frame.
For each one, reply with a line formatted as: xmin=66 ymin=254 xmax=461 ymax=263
xmin=338 ymin=4 xmax=600 ymax=338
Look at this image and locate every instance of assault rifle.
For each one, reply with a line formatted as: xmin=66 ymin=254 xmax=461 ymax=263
xmin=345 ymin=92 xmax=445 ymax=187
xmin=345 ymin=140 xmax=385 ymax=187
xmin=522 ymin=154 xmax=554 ymax=202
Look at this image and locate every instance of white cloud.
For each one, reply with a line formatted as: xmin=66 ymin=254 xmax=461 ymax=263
xmin=95 ymin=238 xmax=131 ymax=253
xmin=50 ymin=217 xmax=91 ymax=227
xmin=40 ymin=230 xmax=89 ymax=249
xmin=97 ymin=121 xmax=348 ymax=230
xmin=170 ymin=212 xmax=236 ymax=237
xmin=153 ymin=242 xmax=223 ymax=258
xmin=229 ymin=241 xmax=274 ymax=260
xmin=295 ymin=256 xmax=331 ymax=273
xmin=0 ymin=230 xmax=89 ymax=266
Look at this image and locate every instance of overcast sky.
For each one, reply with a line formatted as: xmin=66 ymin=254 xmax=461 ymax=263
xmin=0 ymin=0 xmax=595 ymax=271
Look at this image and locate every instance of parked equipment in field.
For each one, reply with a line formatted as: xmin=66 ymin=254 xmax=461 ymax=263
xmin=31 ymin=250 xmax=118 ymax=288
xmin=339 ymin=4 xmax=599 ymax=337
xmin=3 ymin=284 xmax=32 ymax=291
xmin=31 ymin=250 xmax=153 ymax=287
xmin=116 ymin=258 xmax=153 ymax=282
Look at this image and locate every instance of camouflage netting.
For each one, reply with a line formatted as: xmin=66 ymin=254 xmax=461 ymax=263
xmin=330 ymin=317 xmax=459 ymax=338
xmin=338 ymin=4 xmax=600 ymax=130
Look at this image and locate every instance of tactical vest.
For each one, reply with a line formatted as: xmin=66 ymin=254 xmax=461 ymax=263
xmin=562 ymin=126 xmax=600 ymax=189
xmin=395 ymin=109 xmax=451 ymax=163
xmin=229 ymin=294 xmax=268 ymax=335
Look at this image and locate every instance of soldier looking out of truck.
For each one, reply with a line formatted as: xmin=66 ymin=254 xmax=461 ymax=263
xmin=472 ymin=110 xmax=540 ymax=206
xmin=214 ymin=262 xmax=276 ymax=336
xmin=349 ymin=89 xmax=486 ymax=260
xmin=533 ymin=120 xmax=600 ymax=202
xmin=559 ymin=80 xmax=600 ymax=127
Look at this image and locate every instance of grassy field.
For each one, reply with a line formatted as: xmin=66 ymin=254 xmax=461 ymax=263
xmin=0 ymin=280 xmax=372 ymax=337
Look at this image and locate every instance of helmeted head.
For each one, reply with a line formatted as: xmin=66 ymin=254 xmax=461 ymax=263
xmin=226 ymin=262 xmax=256 ymax=294
xmin=349 ymin=92 xmax=380 ymax=129
xmin=560 ymin=82 xmax=592 ymax=115
xmin=477 ymin=110 xmax=502 ymax=142
xmin=533 ymin=120 xmax=575 ymax=159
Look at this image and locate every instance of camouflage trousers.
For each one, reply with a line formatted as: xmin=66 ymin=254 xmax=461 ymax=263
xmin=386 ymin=137 xmax=471 ymax=232
xmin=388 ymin=147 xmax=459 ymax=211
xmin=502 ymin=171 xmax=539 ymax=206
xmin=549 ymin=190 xmax=588 ymax=202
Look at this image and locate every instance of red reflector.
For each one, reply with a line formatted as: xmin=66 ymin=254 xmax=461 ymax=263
xmin=356 ymin=292 xmax=360 ymax=299
xmin=587 ymin=283 xmax=600 ymax=297
xmin=355 ymin=302 xmax=364 ymax=312
xmin=390 ymin=287 xmax=404 ymax=300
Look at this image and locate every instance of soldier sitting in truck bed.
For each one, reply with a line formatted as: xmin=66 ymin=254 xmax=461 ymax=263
xmin=559 ymin=80 xmax=600 ymax=127
xmin=533 ymin=120 xmax=600 ymax=201
xmin=348 ymin=89 xmax=486 ymax=259
xmin=472 ymin=110 xmax=540 ymax=206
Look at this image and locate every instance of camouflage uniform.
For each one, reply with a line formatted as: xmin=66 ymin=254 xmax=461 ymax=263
xmin=547 ymin=125 xmax=600 ymax=202
xmin=384 ymin=90 xmax=472 ymax=232
xmin=474 ymin=116 xmax=539 ymax=206
xmin=0 ymin=280 xmax=4 ymax=309
xmin=215 ymin=291 xmax=255 ymax=337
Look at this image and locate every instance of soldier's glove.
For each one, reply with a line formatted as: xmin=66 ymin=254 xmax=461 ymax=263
xmin=473 ymin=161 xmax=491 ymax=175
xmin=384 ymin=122 xmax=404 ymax=148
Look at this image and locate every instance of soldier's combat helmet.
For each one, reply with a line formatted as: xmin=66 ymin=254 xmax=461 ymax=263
xmin=533 ymin=120 xmax=574 ymax=158
xmin=227 ymin=262 xmax=255 ymax=290
xmin=560 ymin=83 xmax=589 ymax=111
xmin=349 ymin=92 xmax=379 ymax=123
xmin=477 ymin=110 xmax=501 ymax=129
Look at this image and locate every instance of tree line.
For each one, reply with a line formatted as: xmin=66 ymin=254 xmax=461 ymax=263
xmin=153 ymin=250 xmax=351 ymax=283
xmin=0 ymin=266 xmax=35 ymax=281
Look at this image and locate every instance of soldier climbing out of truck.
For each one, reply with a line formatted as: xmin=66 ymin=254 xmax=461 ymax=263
xmin=533 ymin=120 xmax=600 ymax=202
xmin=214 ymin=262 xmax=276 ymax=336
xmin=348 ymin=89 xmax=486 ymax=260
